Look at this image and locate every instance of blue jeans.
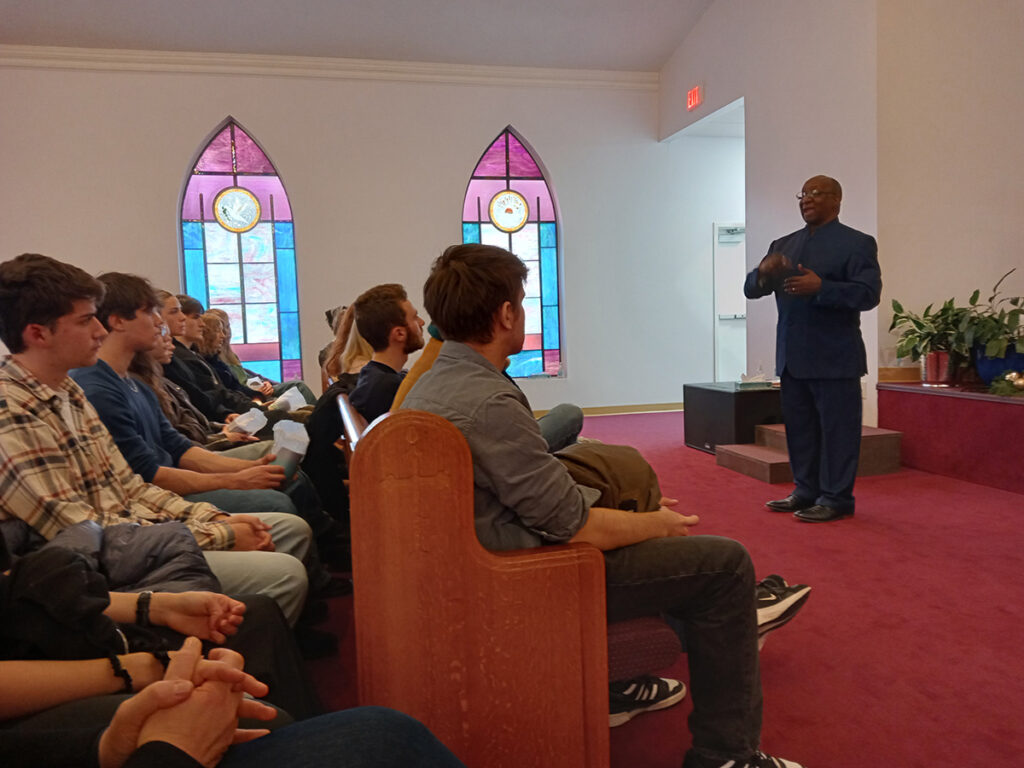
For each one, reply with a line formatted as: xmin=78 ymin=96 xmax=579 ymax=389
xmin=184 ymin=488 xmax=297 ymax=516
xmin=536 ymin=402 xmax=584 ymax=452
xmin=604 ymin=535 xmax=762 ymax=763
xmin=222 ymin=706 xmax=466 ymax=768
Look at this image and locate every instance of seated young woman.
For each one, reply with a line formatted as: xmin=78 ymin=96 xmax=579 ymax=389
xmin=205 ymin=308 xmax=315 ymax=405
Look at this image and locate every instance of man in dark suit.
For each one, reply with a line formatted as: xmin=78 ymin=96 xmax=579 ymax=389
xmin=744 ymin=175 xmax=882 ymax=522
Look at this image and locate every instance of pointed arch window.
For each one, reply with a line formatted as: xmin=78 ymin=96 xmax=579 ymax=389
xmin=462 ymin=127 xmax=562 ymax=377
xmin=179 ymin=119 xmax=302 ymax=383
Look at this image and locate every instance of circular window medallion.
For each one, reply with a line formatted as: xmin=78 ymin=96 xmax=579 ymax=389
xmin=488 ymin=189 xmax=529 ymax=233
xmin=213 ymin=187 xmax=261 ymax=233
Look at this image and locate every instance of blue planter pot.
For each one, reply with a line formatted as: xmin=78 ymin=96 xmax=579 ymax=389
xmin=974 ymin=344 xmax=1024 ymax=385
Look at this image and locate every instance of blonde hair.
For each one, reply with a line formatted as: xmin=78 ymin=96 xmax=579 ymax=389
xmin=324 ymin=304 xmax=373 ymax=380
xmin=205 ymin=307 xmax=242 ymax=367
xmin=197 ymin=312 xmax=226 ymax=357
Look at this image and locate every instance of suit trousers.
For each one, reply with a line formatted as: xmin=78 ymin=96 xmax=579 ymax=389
xmin=780 ymin=370 xmax=862 ymax=511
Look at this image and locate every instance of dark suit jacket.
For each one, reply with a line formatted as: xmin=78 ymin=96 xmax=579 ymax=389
xmin=744 ymin=219 xmax=881 ymax=379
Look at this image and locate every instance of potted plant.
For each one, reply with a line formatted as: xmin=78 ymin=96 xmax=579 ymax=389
xmin=889 ymin=298 xmax=972 ymax=385
xmin=965 ymin=268 xmax=1024 ymax=385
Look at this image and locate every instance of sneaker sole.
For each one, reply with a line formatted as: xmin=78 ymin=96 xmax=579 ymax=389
xmin=757 ymin=590 xmax=811 ymax=639
xmin=756 ymin=585 xmax=811 ymax=624
xmin=608 ymin=683 xmax=687 ymax=727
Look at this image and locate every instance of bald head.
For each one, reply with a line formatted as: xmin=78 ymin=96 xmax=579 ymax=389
xmin=799 ymin=175 xmax=842 ymax=229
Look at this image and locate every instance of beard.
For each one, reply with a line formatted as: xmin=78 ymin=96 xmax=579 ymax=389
xmin=403 ymin=331 xmax=425 ymax=355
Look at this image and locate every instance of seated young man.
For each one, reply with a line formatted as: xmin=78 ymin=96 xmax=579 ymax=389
xmin=0 ymin=254 xmax=310 ymax=626
xmin=401 ymin=244 xmax=804 ymax=768
xmin=348 ymin=283 xmax=425 ymax=423
xmin=72 ymin=273 xmax=309 ymax=518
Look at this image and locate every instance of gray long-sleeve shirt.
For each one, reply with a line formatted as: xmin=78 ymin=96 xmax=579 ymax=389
xmin=401 ymin=341 xmax=596 ymax=551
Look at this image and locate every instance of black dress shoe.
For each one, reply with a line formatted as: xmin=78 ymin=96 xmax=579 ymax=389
xmin=765 ymin=494 xmax=815 ymax=512
xmin=793 ymin=504 xmax=854 ymax=523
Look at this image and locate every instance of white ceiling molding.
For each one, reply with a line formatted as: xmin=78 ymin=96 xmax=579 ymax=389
xmin=0 ymin=44 xmax=659 ymax=91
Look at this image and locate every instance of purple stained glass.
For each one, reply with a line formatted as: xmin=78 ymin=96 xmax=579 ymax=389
xmin=240 ymin=224 xmax=274 ymax=263
xmin=511 ymin=181 xmax=555 ymax=221
xmin=182 ymin=175 xmax=234 ymax=221
xmin=245 ymin=303 xmax=279 ymax=343
xmin=203 ymin=223 xmax=238 ymax=263
xmin=207 ymin=264 xmax=241 ymax=303
xmin=243 ymin=177 xmax=292 ymax=221
xmin=507 ymin=134 xmax=542 ymax=177
xmin=233 ymin=127 xmax=275 ymax=173
xmin=282 ymin=359 xmax=303 ymax=381
xmin=474 ymin=134 xmax=507 ymax=176
xmin=463 ymin=179 xmax=510 ymax=221
xmin=243 ymin=263 xmax=277 ymax=302
xmin=544 ymin=349 xmax=561 ymax=375
xmin=195 ymin=128 xmax=234 ymax=172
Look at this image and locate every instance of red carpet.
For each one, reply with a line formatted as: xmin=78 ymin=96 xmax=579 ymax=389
xmin=312 ymin=411 xmax=1024 ymax=767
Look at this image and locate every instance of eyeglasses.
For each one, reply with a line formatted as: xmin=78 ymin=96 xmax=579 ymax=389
xmin=796 ymin=189 xmax=833 ymax=200
xmin=159 ymin=324 xmax=170 ymax=337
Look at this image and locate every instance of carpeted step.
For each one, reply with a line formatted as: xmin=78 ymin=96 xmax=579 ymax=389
xmin=718 ymin=425 xmax=902 ymax=482
xmin=715 ymin=442 xmax=793 ymax=483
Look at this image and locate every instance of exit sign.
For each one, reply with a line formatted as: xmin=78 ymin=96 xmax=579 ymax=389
xmin=687 ymin=85 xmax=703 ymax=111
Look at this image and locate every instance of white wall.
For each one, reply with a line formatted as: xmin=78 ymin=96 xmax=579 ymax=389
xmin=659 ymin=0 xmax=880 ymax=422
xmin=0 ymin=56 xmax=712 ymax=410
xmin=877 ymin=0 xmax=1024 ymax=363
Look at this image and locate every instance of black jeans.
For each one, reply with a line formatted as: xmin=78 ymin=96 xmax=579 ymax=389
xmin=604 ymin=535 xmax=762 ymax=762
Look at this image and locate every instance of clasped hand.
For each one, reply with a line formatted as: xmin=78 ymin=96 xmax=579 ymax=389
xmin=99 ymin=637 xmax=276 ymax=768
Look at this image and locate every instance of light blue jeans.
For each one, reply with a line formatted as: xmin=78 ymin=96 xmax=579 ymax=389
xmin=536 ymin=402 xmax=584 ymax=452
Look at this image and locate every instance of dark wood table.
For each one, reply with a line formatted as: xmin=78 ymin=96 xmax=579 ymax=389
xmin=683 ymin=382 xmax=783 ymax=454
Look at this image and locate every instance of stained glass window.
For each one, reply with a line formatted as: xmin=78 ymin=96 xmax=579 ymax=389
xmin=462 ymin=127 xmax=562 ymax=377
xmin=179 ymin=119 xmax=302 ymax=382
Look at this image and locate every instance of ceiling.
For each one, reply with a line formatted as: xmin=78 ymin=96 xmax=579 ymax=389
xmin=0 ymin=0 xmax=715 ymax=72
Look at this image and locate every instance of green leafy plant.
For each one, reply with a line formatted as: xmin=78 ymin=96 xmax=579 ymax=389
xmin=889 ymin=297 xmax=972 ymax=364
xmin=966 ymin=268 xmax=1023 ymax=358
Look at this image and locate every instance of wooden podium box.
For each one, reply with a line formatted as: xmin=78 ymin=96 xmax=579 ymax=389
xmin=683 ymin=382 xmax=783 ymax=454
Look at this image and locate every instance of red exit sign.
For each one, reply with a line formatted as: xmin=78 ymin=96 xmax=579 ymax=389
xmin=686 ymin=85 xmax=703 ymax=111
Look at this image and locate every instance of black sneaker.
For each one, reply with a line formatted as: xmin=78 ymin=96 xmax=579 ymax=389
xmin=684 ymin=749 xmax=804 ymax=768
xmin=608 ymin=675 xmax=686 ymax=727
xmin=756 ymin=574 xmax=811 ymax=649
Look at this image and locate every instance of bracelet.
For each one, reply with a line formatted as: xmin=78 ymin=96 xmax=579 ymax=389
xmin=153 ymin=649 xmax=171 ymax=669
xmin=108 ymin=654 xmax=133 ymax=693
xmin=136 ymin=590 xmax=153 ymax=627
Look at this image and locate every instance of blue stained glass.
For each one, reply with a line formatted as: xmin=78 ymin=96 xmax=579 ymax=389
xmin=274 ymin=222 xmax=294 ymax=248
xmin=277 ymin=250 xmax=298 ymax=312
xmin=245 ymin=360 xmax=281 ymax=381
xmin=543 ymin=305 xmax=560 ymax=348
xmin=541 ymin=248 xmax=558 ymax=300
xmin=505 ymin=350 xmax=542 ymax=377
xmin=539 ymin=223 xmax=557 ymax=248
xmin=207 ymin=264 xmax=241 ymax=303
xmin=523 ymin=297 xmax=541 ymax=334
xmin=281 ymin=313 xmax=300 ymax=358
xmin=245 ymin=303 xmax=278 ymax=343
xmin=204 ymin=224 xmax=238 ymax=263
xmin=182 ymin=222 xmax=204 ymax=249
xmin=184 ymin=250 xmax=207 ymax=300
xmin=462 ymin=223 xmax=481 ymax=243
xmin=240 ymin=225 xmax=274 ymax=263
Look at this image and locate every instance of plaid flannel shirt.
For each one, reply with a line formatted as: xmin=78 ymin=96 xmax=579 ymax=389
xmin=0 ymin=356 xmax=233 ymax=549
